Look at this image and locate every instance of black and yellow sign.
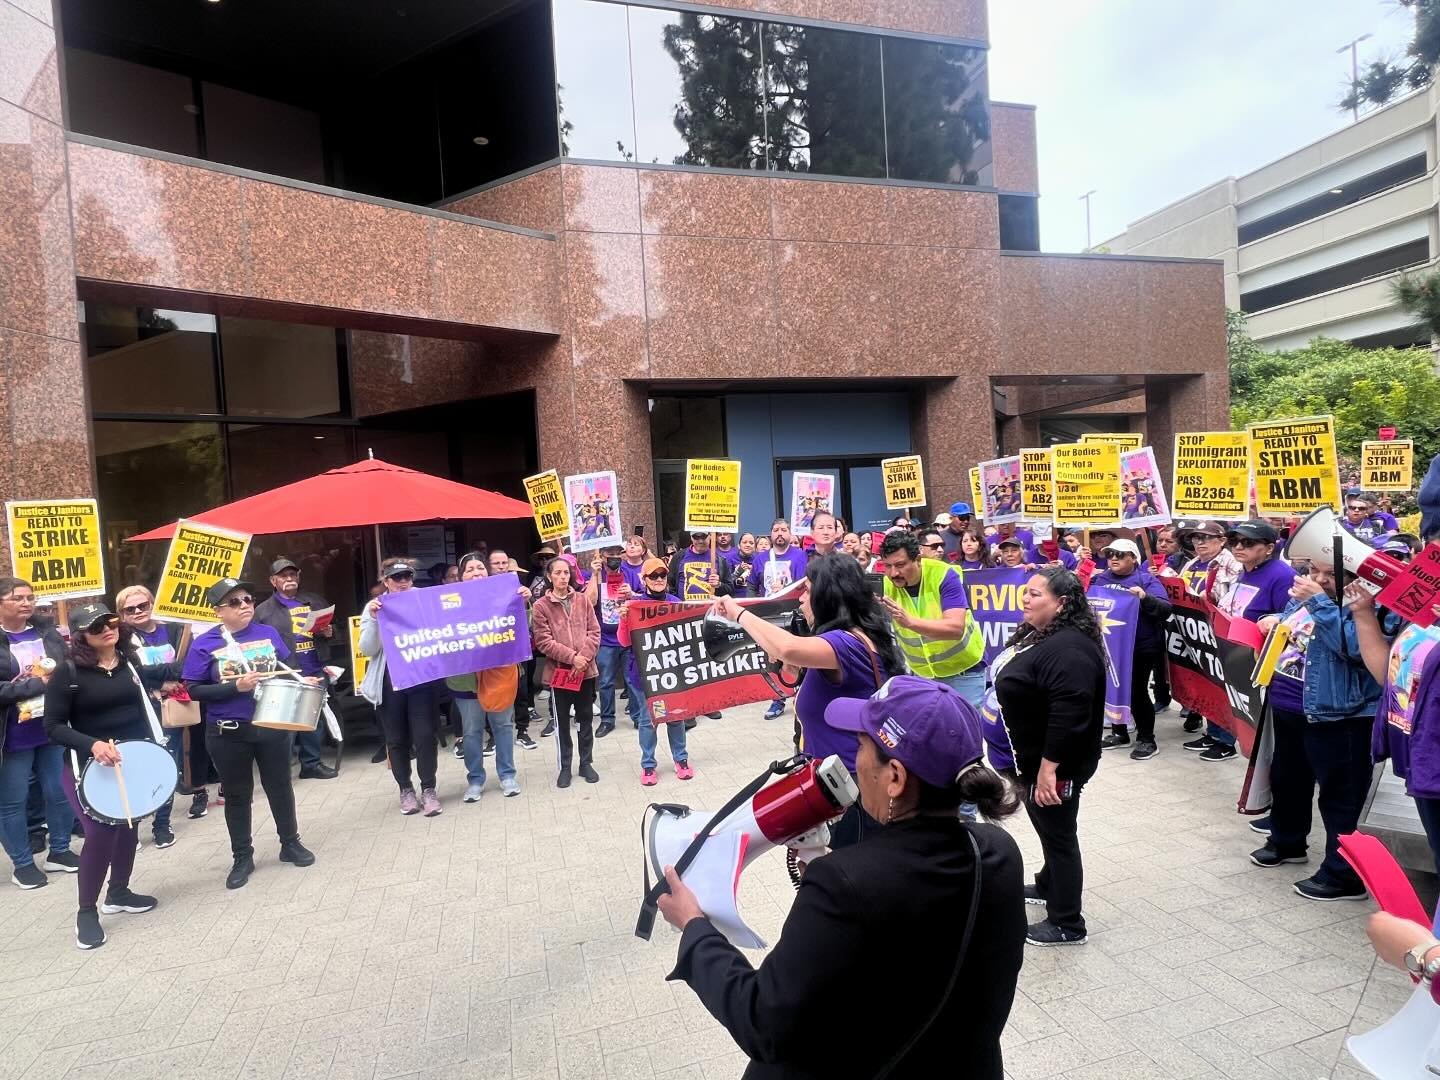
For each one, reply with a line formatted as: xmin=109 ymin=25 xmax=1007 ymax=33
xmin=1052 ymin=442 xmax=1122 ymax=527
xmin=348 ymin=614 xmax=370 ymax=693
xmin=5 ymin=499 xmax=105 ymax=600
xmin=153 ymin=520 xmax=252 ymax=624
xmin=1172 ymin=432 xmax=1250 ymax=518
xmin=684 ymin=459 xmax=742 ymax=532
xmin=1020 ymin=449 xmax=1053 ymax=518
xmin=882 ymin=456 xmax=926 ymax=510
xmin=1360 ymin=439 xmax=1413 ymax=492
xmin=522 ymin=470 xmax=570 ymax=542
xmin=969 ymin=468 xmax=984 ymax=520
xmin=1079 ymin=432 xmax=1142 ymax=450
xmin=1248 ymin=416 xmax=1340 ymax=515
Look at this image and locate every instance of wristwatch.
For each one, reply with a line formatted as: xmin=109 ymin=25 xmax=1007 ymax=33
xmin=1404 ymin=939 xmax=1440 ymax=979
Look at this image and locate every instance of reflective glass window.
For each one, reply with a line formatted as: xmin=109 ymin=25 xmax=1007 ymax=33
xmin=218 ymin=318 xmax=343 ymax=418
xmin=85 ymin=305 xmax=220 ymax=415
xmin=552 ymin=0 xmax=636 ymax=161
xmin=999 ymin=194 xmax=1039 ymax=251
xmin=628 ymin=7 xmax=766 ymax=169
xmin=882 ymin=37 xmax=992 ymax=186
xmin=763 ymin=23 xmax=885 ymax=178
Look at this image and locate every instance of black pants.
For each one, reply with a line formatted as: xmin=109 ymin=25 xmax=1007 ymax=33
xmin=1024 ymin=785 xmax=1086 ymax=934
xmin=553 ymin=678 xmax=595 ymax=771
xmin=1131 ymin=650 xmax=1161 ymax=742
xmin=1268 ymin=707 xmax=1373 ymax=886
xmin=379 ymin=673 xmax=437 ymax=791
xmin=1152 ymin=655 xmax=1171 ymax=711
xmin=514 ymin=662 xmax=533 ymax=736
xmin=206 ymin=723 xmax=299 ymax=858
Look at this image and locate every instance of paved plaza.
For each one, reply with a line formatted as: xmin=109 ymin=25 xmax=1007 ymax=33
xmin=0 ymin=700 xmax=1417 ymax=1080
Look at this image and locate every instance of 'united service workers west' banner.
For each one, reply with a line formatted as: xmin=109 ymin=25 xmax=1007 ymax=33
xmin=1162 ymin=579 xmax=1264 ymax=755
xmin=626 ymin=596 xmax=800 ymax=723
xmin=377 ymin=574 xmax=531 ymax=691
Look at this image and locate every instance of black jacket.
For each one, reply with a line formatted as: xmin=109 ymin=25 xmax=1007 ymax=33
xmin=0 ymin=620 xmax=68 ymax=767
xmin=667 ymin=818 xmax=1025 ymax=1080
xmin=254 ymin=590 xmax=332 ymax=670
xmin=993 ymin=626 xmax=1105 ymax=783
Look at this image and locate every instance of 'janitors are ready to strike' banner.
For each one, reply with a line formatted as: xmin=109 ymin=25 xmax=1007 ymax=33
xmin=5 ymin=498 xmax=105 ymax=600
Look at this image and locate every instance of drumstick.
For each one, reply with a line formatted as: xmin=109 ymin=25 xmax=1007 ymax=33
xmin=109 ymin=739 xmax=133 ymax=829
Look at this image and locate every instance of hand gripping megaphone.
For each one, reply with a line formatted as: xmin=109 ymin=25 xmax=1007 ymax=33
xmin=702 ymin=601 xmax=809 ymax=694
xmin=1286 ymin=506 xmax=1407 ymax=593
xmin=635 ymin=754 xmax=858 ymax=949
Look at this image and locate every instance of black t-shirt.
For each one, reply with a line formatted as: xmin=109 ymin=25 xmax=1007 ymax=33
xmin=993 ymin=626 xmax=1105 ymax=783
xmin=44 ymin=660 xmax=174 ymax=762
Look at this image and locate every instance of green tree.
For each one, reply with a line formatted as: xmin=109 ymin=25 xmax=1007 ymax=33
xmin=1391 ymin=269 xmax=1440 ymax=337
xmin=1338 ymin=0 xmax=1440 ymax=114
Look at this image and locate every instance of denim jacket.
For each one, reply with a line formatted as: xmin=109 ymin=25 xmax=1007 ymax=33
xmin=1277 ymin=594 xmax=1381 ymax=721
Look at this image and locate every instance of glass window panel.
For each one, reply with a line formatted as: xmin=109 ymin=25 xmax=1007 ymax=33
xmin=218 ymin=317 xmax=342 ymax=418
xmin=552 ymin=0 xmax=635 ymax=161
xmin=649 ymin=398 xmax=724 ymax=459
xmin=846 ymin=464 xmax=895 ymax=532
xmin=224 ymin=423 xmax=353 ymax=498
xmin=63 ymin=49 xmax=201 ymax=158
xmin=763 ymin=23 xmax=885 ymax=178
xmin=84 ymin=304 xmax=220 ymax=415
xmin=201 ymin=83 xmax=326 ymax=183
xmin=998 ymin=194 xmax=1039 ymax=251
xmin=628 ymin=7 xmax=766 ymax=169
xmin=882 ymin=37 xmax=993 ymax=186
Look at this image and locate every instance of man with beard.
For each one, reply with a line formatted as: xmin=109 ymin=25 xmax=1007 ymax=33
xmin=752 ymin=519 xmax=811 ymax=721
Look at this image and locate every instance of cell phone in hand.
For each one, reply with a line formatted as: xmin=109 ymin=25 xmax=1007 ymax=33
xmin=1030 ymin=779 xmax=1074 ymax=802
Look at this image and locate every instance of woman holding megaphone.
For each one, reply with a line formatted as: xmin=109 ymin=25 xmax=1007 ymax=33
xmin=711 ymin=553 xmax=905 ymax=848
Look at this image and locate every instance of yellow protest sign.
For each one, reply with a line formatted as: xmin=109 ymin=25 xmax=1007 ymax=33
xmin=969 ymin=467 xmax=984 ymax=520
xmin=1247 ymin=415 xmax=1340 ymax=515
xmin=1361 ymin=439 xmax=1413 ymax=492
xmin=882 ymin=456 xmax=926 ymax=510
xmin=684 ymin=459 xmax=742 ymax=532
xmin=1051 ymin=442 xmax=1122 ymax=527
xmin=1020 ymin=449 xmax=1053 ymax=518
xmin=152 ymin=520 xmax=252 ymax=624
xmin=522 ymin=469 xmax=570 ymax=542
xmin=1172 ymin=432 xmax=1251 ymax=518
xmin=5 ymin=499 xmax=105 ymax=600
xmin=1079 ymin=432 xmax=1142 ymax=450
xmin=348 ymin=614 xmax=370 ymax=693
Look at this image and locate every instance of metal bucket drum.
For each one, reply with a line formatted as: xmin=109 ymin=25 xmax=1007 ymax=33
xmin=252 ymin=677 xmax=325 ymax=732
xmin=78 ymin=740 xmax=177 ymax=826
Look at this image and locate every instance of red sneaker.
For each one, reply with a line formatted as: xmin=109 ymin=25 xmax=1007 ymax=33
xmin=674 ymin=761 xmax=694 ymax=781
xmin=641 ymin=769 xmax=658 ymax=787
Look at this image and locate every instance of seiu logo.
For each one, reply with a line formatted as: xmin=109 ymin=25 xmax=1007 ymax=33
xmin=440 ymin=593 xmax=462 ymax=610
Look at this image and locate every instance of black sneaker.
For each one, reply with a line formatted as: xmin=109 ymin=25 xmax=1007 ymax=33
xmin=1183 ymin=735 xmax=1215 ymax=752
xmin=704 ymin=711 xmax=722 ymax=720
xmin=528 ymin=708 xmax=541 ymax=723
xmin=556 ymin=768 xmax=572 ymax=789
xmin=1248 ymin=815 xmax=1272 ymax=835
xmin=579 ymin=763 xmax=600 ymax=784
xmin=1100 ymin=729 xmax=1131 ymax=750
xmin=1182 ymin=714 xmax=1203 ymax=733
xmin=44 ymin=850 xmax=80 ymax=873
xmin=28 ymin=828 xmax=46 ymax=855
xmin=541 ymin=719 xmax=556 ymax=737
xmin=595 ymin=725 xmax=614 ymax=739
xmin=11 ymin=863 xmax=48 ymax=890
xmin=1199 ymin=743 xmax=1237 ymax=762
xmin=1023 ymin=884 xmax=1047 ymax=907
xmin=152 ymin=826 xmax=176 ymax=849
xmin=188 ymin=791 xmax=209 ymax=819
xmin=453 ymin=740 xmax=464 ymax=759
xmin=1249 ymin=844 xmax=1307 ymax=868
xmin=1026 ymin=920 xmax=1086 ymax=947
xmin=483 ymin=736 xmax=496 ymax=755
xmin=1129 ymin=740 xmax=1158 ymax=761
xmin=279 ymin=840 xmax=315 ymax=867
xmin=516 ymin=732 xmax=537 ymax=750
xmin=1293 ymin=876 xmax=1368 ymax=902
xmin=684 ymin=718 xmax=698 ymax=730
xmin=225 ymin=854 xmax=255 ymax=890
xmin=101 ymin=887 xmax=157 ymax=914
xmin=76 ymin=908 xmax=105 ymax=950
xmin=370 ymin=746 xmax=388 ymax=764
xmin=298 ymin=764 xmax=337 ymax=780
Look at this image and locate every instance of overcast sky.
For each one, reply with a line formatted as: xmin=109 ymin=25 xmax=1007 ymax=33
xmin=987 ymin=1 xmax=1418 ymax=252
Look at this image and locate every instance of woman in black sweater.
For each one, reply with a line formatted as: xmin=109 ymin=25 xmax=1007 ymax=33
xmin=993 ymin=566 xmax=1105 ymax=947
xmin=44 ymin=603 xmax=179 ymax=950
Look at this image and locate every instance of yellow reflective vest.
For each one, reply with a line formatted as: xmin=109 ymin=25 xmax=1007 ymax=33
xmin=883 ymin=559 xmax=983 ymax=678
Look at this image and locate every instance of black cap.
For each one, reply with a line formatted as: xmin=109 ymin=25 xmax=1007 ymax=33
xmin=68 ymin=602 xmax=117 ymax=635
xmin=205 ymin=578 xmax=255 ymax=606
xmin=1228 ymin=520 xmax=1279 ymax=544
xmin=270 ymin=558 xmax=300 ymax=575
xmin=380 ymin=559 xmax=416 ymax=580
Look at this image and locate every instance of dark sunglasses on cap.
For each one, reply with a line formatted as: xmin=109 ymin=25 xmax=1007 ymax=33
xmin=121 ymin=600 xmax=152 ymax=614
xmin=220 ymin=594 xmax=255 ymax=608
xmin=83 ymin=616 xmax=120 ymax=634
xmin=1229 ymin=537 xmax=1264 ymax=549
xmin=644 ymin=570 xmax=668 ymax=580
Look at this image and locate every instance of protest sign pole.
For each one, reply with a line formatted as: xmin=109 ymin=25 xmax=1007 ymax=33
xmin=709 ymin=532 xmax=717 ymax=589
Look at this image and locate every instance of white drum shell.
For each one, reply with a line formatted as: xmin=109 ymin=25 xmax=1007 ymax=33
xmin=252 ymin=678 xmax=325 ymax=732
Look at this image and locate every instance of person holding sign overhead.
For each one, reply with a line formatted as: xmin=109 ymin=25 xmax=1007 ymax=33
xmin=183 ymin=577 xmax=316 ymax=890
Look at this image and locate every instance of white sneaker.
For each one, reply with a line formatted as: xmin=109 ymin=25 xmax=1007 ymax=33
xmin=463 ymin=784 xmax=484 ymax=803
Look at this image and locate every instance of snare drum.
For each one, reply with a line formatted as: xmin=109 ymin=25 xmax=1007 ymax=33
xmin=252 ymin=677 xmax=325 ymax=732
xmin=77 ymin=739 xmax=177 ymax=826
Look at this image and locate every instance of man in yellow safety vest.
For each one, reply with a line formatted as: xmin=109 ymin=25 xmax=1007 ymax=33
xmin=878 ymin=530 xmax=985 ymax=708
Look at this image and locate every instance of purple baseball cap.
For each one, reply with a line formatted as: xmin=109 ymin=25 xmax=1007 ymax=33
xmin=825 ymin=675 xmax=985 ymax=787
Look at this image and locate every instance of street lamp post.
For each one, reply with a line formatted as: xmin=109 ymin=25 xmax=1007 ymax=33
xmin=1079 ymin=189 xmax=1097 ymax=251
xmin=1337 ymin=33 xmax=1374 ymax=123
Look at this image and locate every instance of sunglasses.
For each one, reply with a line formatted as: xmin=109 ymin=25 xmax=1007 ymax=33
xmin=645 ymin=570 xmax=668 ymax=580
xmin=121 ymin=600 xmax=152 ymax=614
xmin=1229 ymin=537 xmax=1264 ymax=549
xmin=84 ymin=617 xmax=120 ymax=634
xmin=1346 ymin=505 xmax=1369 ymax=513
xmin=921 ymin=542 xmax=943 ymax=550
xmin=220 ymin=595 xmax=255 ymax=609
xmin=388 ymin=571 xmax=415 ymax=582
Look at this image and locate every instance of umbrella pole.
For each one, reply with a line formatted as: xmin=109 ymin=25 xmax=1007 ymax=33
xmin=373 ymin=524 xmax=383 ymax=579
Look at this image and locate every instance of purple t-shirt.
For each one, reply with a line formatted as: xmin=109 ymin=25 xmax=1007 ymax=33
xmin=1223 ymin=558 xmax=1295 ymax=621
xmin=597 ymin=561 xmax=645 ymax=648
xmin=182 ymin=621 xmax=291 ymax=723
xmin=3 ymin=628 xmax=48 ymax=752
xmin=1376 ymin=623 xmax=1440 ymax=798
xmin=752 ymin=546 xmax=809 ymax=597
xmin=274 ymin=595 xmax=323 ymax=676
xmin=794 ymin=629 xmax=881 ymax=773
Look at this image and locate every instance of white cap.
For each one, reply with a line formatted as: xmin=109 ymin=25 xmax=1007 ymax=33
xmin=1101 ymin=538 xmax=1141 ymax=559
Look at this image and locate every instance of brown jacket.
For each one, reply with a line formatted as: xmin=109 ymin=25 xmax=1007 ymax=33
xmin=531 ymin=589 xmax=600 ymax=686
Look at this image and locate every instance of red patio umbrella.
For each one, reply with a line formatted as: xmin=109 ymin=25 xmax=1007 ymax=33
xmin=127 ymin=458 xmax=533 ymax=544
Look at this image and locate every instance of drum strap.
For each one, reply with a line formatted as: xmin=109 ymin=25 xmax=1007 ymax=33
xmin=127 ymin=662 xmax=166 ymax=743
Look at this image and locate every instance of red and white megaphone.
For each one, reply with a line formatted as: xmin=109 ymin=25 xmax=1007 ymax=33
xmin=1286 ymin=506 xmax=1407 ymax=591
xmin=638 ymin=755 xmax=857 ymax=949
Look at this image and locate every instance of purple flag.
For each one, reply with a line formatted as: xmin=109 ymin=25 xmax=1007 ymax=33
xmin=376 ymin=573 xmax=531 ymax=691
xmin=1086 ymin=585 xmax=1139 ymax=727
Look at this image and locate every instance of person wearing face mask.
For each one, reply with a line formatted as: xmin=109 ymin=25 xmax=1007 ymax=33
xmin=656 ymin=676 xmax=1025 ymax=1080
xmin=619 ymin=556 xmax=694 ymax=785
xmin=1175 ymin=520 xmax=1243 ymax=749
xmin=587 ymin=544 xmax=645 ymax=738
xmin=360 ymin=559 xmax=444 ymax=816
xmin=1091 ymin=539 xmax=1173 ymax=761
xmin=751 ymin=519 xmax=811 ymax=721
xmin=254 ymin=558 xmax=337 ymax=781
xmin=183 ymin=578 xmax=316 ymax=890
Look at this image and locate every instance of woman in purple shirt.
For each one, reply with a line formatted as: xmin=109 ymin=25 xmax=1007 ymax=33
xmin=712 ymin=553 xmax=905 ymax=848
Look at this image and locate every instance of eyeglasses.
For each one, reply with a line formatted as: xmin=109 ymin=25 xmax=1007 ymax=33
xmin=121 ymin=600 xmax=152 ymax=614
xmin=645 ymin=571 xmax=668 ymax=580
xmin=1346 ymin=505 xmax=1368 ymax=513
xmin=220 ymin=595 xmax=255 ymax=609
xmin=920 ymin=542 xmax=943 ymax=550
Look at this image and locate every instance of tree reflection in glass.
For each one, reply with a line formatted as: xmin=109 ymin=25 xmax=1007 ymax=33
xmin=882 ymin=37 xmax=993 ymax=186
xmin=763 ymin=23 xmax=885 ymax=178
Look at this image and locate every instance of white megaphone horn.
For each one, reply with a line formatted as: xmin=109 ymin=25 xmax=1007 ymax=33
xmin=1286 ymin=506 xmax=1407 ymax=592
xmin=638 ymin=755 xmax=857 ymax=949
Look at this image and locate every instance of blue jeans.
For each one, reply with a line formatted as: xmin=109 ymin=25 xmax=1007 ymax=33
xmin=0 ymin=743 xmax=74 ymax=868
xmin=456 ymin=698 xmax=516 ymax=787
xmin=153 ymin=727 xmax=183 ymax=833
xmin=938 ymin=667 xmax=986 ymax=710
xmin=1206 ymin=720 xmax=1236 ymax=747
xmin=636 ymin=674 xmax=687 ymax=772
xmin=596 ymin=645 xmax=642 ymax=729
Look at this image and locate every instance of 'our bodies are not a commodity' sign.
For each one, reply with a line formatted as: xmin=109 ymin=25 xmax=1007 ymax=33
xmin=377 ymin=573 xmax=531 ymax=691
xmin=684 ymin=459 xmax=741 ymax=532
xmin=1051 ymin=442 xmax=1121 ymax=527
xmin=1248 ymin=415 xmax=1340 ymax=516
xmin=1172 ymin=432 xmax=1250 ymax=518
xmin=5 ymin=499 xmax=105 ymax=600
xmin=153 ymin=520 xmax=252 ymax=624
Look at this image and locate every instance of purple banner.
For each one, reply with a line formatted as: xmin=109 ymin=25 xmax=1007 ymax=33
xmin=1086 ymin=585 xmax=1139 ymax=728
xmin=962 ymin=567 xmax=1031 ymax=666
xmin=376 ymin=573 xmax=531 ymax=691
